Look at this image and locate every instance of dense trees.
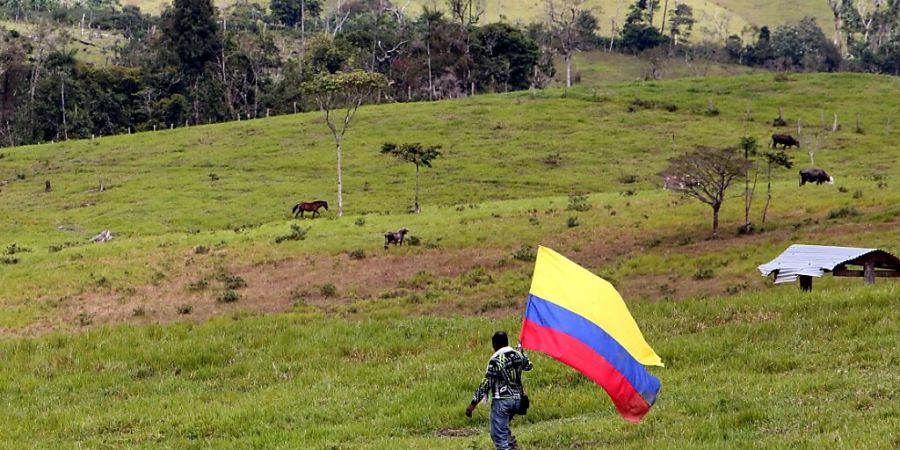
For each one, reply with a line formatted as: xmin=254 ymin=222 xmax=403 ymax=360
xmin=0 ymin=0 xmax=896 ymax=148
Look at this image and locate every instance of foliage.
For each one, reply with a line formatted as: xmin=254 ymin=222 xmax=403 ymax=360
xmin=275 ymin=224 xmax=308 ymax=243
xmin=269 ymin=0 xmax=321 ymax=28
xmin=470 ymin=23 xmax=540 ymax=92
xmin=661 ymin=146 xmax=752 ymax=238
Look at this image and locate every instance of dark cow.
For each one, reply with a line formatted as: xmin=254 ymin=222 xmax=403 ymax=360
xmin=771 ymin=134 xmax=800 ymax=149
xmin=799 ymin=168 xmax=834 ymax=186
xmin=384 ymin=228 xmax=409 ymax=249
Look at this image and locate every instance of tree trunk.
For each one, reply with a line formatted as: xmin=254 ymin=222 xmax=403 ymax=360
xmin=414 ymin=164 xmax=421 ymax=213
xmin=336 ymin=135 xmax=344 ymax=217
xmin=565 ymin=54 xmax=572 ymax=88
xmin=761 ymin=163 xmax=772 ymax=225
xmin=427 ymin=41 xmax=434 ymax=100
xmin=711 ymin=204 xmax=720 ymax=239
xmin=659 ymin=0 xmax=669 ymax=35
xmin=60 ymin=74 xmax=67 ymax=141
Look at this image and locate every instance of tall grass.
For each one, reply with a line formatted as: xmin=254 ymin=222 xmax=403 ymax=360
xmin=0 ymin=284 xmax=896 ymax=448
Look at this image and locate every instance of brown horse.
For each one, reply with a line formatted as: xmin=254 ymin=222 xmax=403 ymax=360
xmin=292 ymin=200 xmax=328 ymax=218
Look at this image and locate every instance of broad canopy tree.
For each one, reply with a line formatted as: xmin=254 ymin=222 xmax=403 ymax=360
xmin=661 ymin=146 xmax=751 ymax=239
xmin=380 ymin=142 xmax=442 ymax=213
xmin=303 ymin=70 xmax=386 ymax=217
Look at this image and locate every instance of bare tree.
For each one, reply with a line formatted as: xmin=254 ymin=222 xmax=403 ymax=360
xmin=738 ymin=136 xmax=759 ymax=233
xmin=380 ymin=142 xmax=442 ymax=213
xmin=304 ymin=70 xmax=386 ymax=217
xmin=660 ymin=147 xmax=751 ymax=238
xmin=546 ymin=0 xmax=591 ymax=88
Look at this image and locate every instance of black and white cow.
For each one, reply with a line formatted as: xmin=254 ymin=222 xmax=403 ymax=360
xmin=384 ymin=228 xmax=409 ymax=249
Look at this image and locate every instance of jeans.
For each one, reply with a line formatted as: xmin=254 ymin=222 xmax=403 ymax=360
xmin=490 ymin=398 xmax=520 ymax=450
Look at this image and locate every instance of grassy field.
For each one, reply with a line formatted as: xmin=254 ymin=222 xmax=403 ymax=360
xmin=0 ymin=284 xmax=897 ymax=448
xmin=0 ymin=71 xmax=898 ymax=447
xmin=1 ymin=71 xmax=898 ymax=331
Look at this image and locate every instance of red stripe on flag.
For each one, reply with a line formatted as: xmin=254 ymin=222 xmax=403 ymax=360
xmin=521 ymin=318 xmax=653 ymax=423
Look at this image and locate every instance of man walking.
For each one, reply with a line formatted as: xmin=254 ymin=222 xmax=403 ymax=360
xmin=466 ymin=331 xmax=533 ymax=450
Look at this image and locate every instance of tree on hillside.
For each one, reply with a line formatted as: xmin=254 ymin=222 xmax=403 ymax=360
xmin=470 ymin=23 xmax=540 ymax=92
xmin=270 ymin=0 xmax=322 ymax=29
xmin=667 ymin=2 xmax=695 ymax=46
xmin=738 ymin=136 xmax=759 ymax=234
xmin=619 ymin=0 xmax=667 ymax=53
xmin=545 ymin=0 xmax=594 ymax=88
xmin=303 ymin=70 xmax=386 ymax=217
xmin=163 ymin=0 xmax=225 ymax=123
xmin=380 ymin=142 xmax=442 ymax=213
xmin=760 ymin=149 xmax=793 ymax=226
xmin=660 ymin=147 xmax=751 ymax=239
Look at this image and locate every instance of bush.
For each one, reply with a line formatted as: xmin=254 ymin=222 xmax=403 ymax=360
xmin=320 ymin=283 xmax=337 ymax=297
xmin=567 ymin=217 xmax=579 ymax=228
xmin=693 ymin=267 xmax=716 ymax=280
xmin=132 ymin=307 xmax=146 ymax=317
xmin=512 ymin=245 xmax=536 ymax=262
xmin=193 ymin=245 xmax=210 ymax=254
xmin=275 ymin=224 xmax=308 ymax=243
xmin=543 ymin=151 xmax=562 ymax=166
xmin=217 ymin=290 xmax=240 ymax=303
xmin=217 ymin=274 xmax=246 ymax=290
xmin=349 ymin=249 xmax=366 ymax=260
xmin=567 ymin=192 xmax=591 ymax=212
xmin=618 ymin=174 xmax=639 ymax=184
xmin=4 ymin=243 xmax=31 ymax=255
xmin=827 ymin=206 xmax=859 ymax=219
xmin=354 ymin=217 xmax=365 ymax=226
xmin=1 ymin=256 xmax=18 ymax=265
xmin=852 ymin=190 xmax=863 ymax=199
xmin=406 ymin=235 xmax=421 ymax=246
xmin=77 ymin=312 xmax=94 ymax=326
xmin=176 ymin=304 xmax=193 ymax=314
xmin=188 ymin=279 xmax=209 ymax=291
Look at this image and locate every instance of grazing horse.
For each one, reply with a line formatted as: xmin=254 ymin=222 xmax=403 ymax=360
xmin=292 ymin=200 xmax=328 ymax=218
xmin=384 ymin=228 xmax=409 ymax=249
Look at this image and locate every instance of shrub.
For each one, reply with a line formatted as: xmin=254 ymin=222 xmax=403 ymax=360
xmin=827 ymin=206 xmax=859 ymax=219
xmin=512 ymin=245 xmax=536 ymax=262
xmin=349 ymin=249 xmax=366 ymax=260
xmin=188 ymin=279 xmax=209 ymax=291
xmin=275 ymin=224 xmax=308 ymax=243
xmin=405 ymin=235 xmax=421 ymax=246
xmin=693 ymin=268 xmax=716 ymax=280
xmin=218 ymin=274 xmax=246 ymax=290
xmin=77 ymin=312 xmax=94 ymax=326
xmin=543 ymin=151 xmax=562 ymax=166
xmin=193 ymin=245 xmax=210 ymax=254
xmin=1 ymin=256 xmax=18 ymax=265
xmin=852 ymin=190 xmax=863 ymax=199
xmin=567 ymin=192 xmax=591 ymax=211
xmin=320 ymin=283 xmax=337 ymax=297
xmin=208 ymin=173 xmax=219 ymax=181
xmin=838 ymin=186 xmax=848 ymax=193
xmin=354 ymin=217 xmax=366 ymax=226
xmin=567 ymin=217 xmax=579 ymax=228
xmin=132 ymin=307 xmax=146 ymax=317
xmin=4 ymin=243 xmax=30 ymax=255
xmin=618 ymin=174 xmax=639 ymax=184
xmin=176 ymin=304 xmax=193 ymax=314
xmin=529 ymin=215 xmax=540 ymax=226
xmin=217 ymin=290 xmax=240 ymax=303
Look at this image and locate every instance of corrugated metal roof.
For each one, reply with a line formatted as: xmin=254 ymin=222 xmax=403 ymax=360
xmin=758 ymin=244 xmax=879 ymax=284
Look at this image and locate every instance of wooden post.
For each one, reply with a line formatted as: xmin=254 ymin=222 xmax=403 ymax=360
xmin=864 ymin=260 xmax=876 ymax=285
xmin=799 ymin=275 xmax=813 ymax=292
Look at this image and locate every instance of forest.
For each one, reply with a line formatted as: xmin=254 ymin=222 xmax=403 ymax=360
xmin=1 ymin=0 xmax=898 ymax=147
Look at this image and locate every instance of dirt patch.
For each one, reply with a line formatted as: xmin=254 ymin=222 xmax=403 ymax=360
xmin=37 ymin=246 xmax=508 ymax=334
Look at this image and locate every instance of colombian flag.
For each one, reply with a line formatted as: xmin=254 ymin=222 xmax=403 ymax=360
xmin=520 ymin=246 xmax=663 ymax=423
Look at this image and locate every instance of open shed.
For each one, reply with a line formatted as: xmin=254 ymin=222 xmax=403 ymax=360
xmin=758 ymin=244 xmax=900 ymax=291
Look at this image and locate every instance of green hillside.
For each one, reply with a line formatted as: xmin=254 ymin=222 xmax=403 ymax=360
xmin=1 ymin=72 xmax=898 ymax=448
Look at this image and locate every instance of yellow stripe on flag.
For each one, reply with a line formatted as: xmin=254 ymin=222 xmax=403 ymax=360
xmin=529 ymin=246 xmax=663 ymax=367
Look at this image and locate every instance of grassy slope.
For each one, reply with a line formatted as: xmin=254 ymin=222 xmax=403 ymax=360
xmin=0 ymin=71 xmax=898 ymax=447
xmin=1 ymin=72 xmax=898 ymax=328
xmin=0 ymin=284 xmax=897 ymax=448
